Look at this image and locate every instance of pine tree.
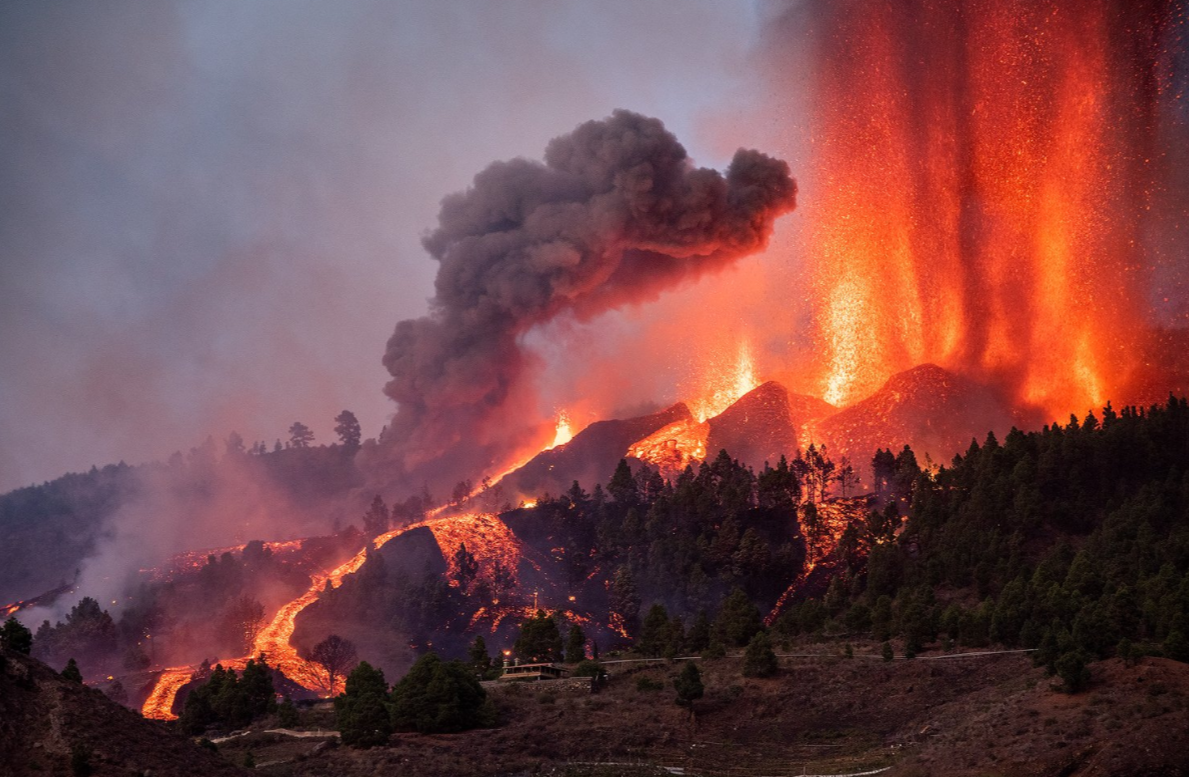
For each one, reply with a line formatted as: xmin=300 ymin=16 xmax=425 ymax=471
xmin=469 ymin=635 xmax=492 ymax=672
xmin=638 ymin=604 xmax=671 ymax=657
xmin=565 ymin=625 xmax=586 ymax=664
xmin=362 ymin=496 xmax=390 ymax=537
xmin=742 ymin=632 xmax=778 ymax=678
xmin=1055 ymin=651 xmax=1090 ymax=693
xmin=673 ymin=662 xmax=704 ymax=712
xmin=712 ymin=588 xmax=764 ymax=647
xmin=608 ymin=459 xmax=639 ymax=505
xmin=335 ymin=661 xmax=392 ymax=748
xmin=288 ymin=422 xmax=315 ymax=448
xmin=452 ymin=543 xmax=480 ymax=593
xmin=61 ymin=658 xmax=83 ymax=683
xmin=334 ymin=410 xmax=362 ymax=450
xmin=1 ymin=617 xmax=33 ymax=655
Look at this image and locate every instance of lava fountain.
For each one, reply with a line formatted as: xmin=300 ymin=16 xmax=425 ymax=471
xmin=775 ymin=0 xmax=1185 ymax=416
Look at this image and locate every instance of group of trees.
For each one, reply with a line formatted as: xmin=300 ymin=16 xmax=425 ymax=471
xmin=335 ymin=652 xmax=492 ymax=747
xmin=177 ymin=657 xmax=277 ymax=734
xmin=32 ymin=597 xmax=117 ymax=671
xmin=764 ymin=398 xmax=1189 ymax=690
xmin=531 ymin=451 xmax=820 ymax=629
xmin=239 ymin=409 xmax=362 ymax=454
xmin=632 ymin=587 xmax=765 ymax=660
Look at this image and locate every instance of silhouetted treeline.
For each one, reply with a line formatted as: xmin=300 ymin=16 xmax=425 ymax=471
xmin=779 ymin=397 xmax=1189 ymax=676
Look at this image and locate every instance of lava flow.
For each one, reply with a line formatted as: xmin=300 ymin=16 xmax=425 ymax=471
xmin=766 ymin=497 xmax=870 ymax=624
xmin=140 ymin=437 xmax=552 ymax=720
xmin=629 ymin=340 xmax=759 ymax=475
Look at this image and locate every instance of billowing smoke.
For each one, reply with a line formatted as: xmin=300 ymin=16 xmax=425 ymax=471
xmin=380 ymin=110 xmax=795 ymax=485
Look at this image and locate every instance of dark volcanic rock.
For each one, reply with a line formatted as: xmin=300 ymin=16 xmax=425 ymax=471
xmin=374 ymin=525 xmax=447 ymax=578
xmin=502 ymin=403 xmax=692 ymax=498
xmin=706 ymin=381 xmax=800 ymax=469
xmin=815 ymin=363 xmax=1019 ymax=464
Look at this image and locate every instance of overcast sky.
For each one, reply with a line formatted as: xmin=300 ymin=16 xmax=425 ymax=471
xmin=0 ymin=1 xmax=791 ymax=492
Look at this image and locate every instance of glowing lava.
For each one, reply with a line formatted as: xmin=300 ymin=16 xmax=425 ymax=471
xmin=548 ymin=411 xmax=574 ymax=449
xmin=627 ymin=418 xmax=709 ymax=479
xmin=630 ymin=339 xmax=759 ymax=476
xmin=141 ymin=667 xmax=202 ymax=721
xmin=429 ymin=511 xmax=531 ymax=588
xmin=794 ymin=0 xmax=1178 ymax=418
xmin=688 ymin=339 xmax=759 ymax=423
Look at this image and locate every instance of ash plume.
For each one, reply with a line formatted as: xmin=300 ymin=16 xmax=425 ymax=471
xmin=380 ymin=110 xmax=796 ymax=484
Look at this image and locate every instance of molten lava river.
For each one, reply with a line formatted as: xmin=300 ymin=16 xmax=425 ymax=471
xmin=141 ymin=507 xmax=530 ymax=720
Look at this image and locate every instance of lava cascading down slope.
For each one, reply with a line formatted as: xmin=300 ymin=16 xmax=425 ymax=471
xmin=791 ymin=0 xmax=1183 ymax=416
xmin=141 ymin=511 xmax=491 ymax=719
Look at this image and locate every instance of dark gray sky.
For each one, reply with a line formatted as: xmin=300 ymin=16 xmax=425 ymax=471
xmin=0 ymin=1 xmax=775 ymax=492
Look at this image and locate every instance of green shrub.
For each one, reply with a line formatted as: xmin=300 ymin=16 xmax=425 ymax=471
xmin=389 ymin=653 xmax=489 ymax=734
xmin=742 ymin=633 xmax=778 ymax=678
xmin=636 ymin=677 xmax=664 ymax=692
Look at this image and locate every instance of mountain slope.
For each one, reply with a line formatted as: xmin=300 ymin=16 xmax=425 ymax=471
xmin=501 ymin=402 xmax=692 ymax=498
xmin=0 ymin=648 xmax=242 ymax=776
xmin=815 ymin=363 xmax=1021 ymax=463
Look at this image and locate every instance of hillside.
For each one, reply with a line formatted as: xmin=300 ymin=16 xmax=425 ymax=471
xmin=202 ymin=648 xmax=1189 ymax=777
xmin=0 ymin=647 xmax=243 ymax=776
xmin=814 ymin=364 xmax=1024 ymax=466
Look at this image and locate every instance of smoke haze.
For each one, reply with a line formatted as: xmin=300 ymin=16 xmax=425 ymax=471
xmin=0 ymin=1 xmax=765 ymax=495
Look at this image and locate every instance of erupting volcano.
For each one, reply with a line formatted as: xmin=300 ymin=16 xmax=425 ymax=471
xmin=765 ymin=0 xmax=1189 ymax=421
xmin=58 ymin=0 xmax=1189 ymax=740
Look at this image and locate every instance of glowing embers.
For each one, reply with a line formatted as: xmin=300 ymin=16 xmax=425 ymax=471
xmin=627 ymin=419 xmax=709 ymax=479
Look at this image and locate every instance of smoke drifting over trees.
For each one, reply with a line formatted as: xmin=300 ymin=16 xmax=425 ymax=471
xmin=380 ymin=110 xmax=796 ymax=486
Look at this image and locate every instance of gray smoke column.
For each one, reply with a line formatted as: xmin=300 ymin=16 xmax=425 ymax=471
xmin=381 ymin=110 xmax=796 ymax=481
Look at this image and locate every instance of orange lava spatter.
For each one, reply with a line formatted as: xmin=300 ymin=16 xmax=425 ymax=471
xmin=799 ymin=0 xmax=1175 ymax=419
xmin=628 ymin=419 xmax=709 ymax=478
